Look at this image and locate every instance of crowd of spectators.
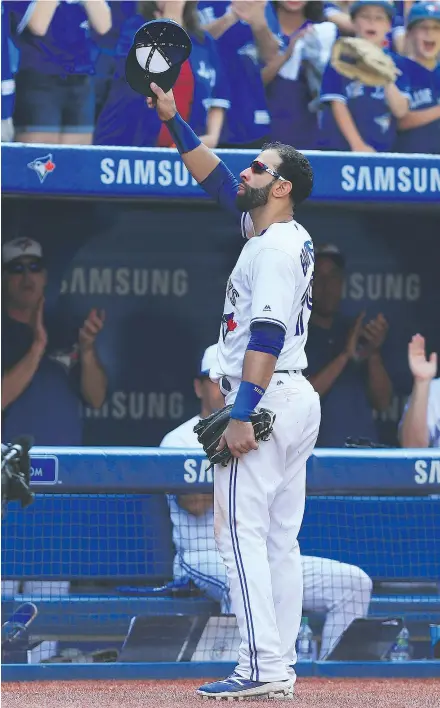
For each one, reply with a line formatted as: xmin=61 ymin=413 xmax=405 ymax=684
xmin=1 ymin=0 xmax=439 ymax=153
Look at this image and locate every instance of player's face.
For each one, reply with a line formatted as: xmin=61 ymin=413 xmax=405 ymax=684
xmin=3 ymin=257 xmax=47 ymax=309
xmin=353 ymin=6 xmax=391 ymax=46
xmin=312 ymin=257 xmax=344 ymax=317
xmin=194 ymin=377 xmax=225 ymax=416
xmin=411 ymin=20 xmax=440 ymax=60
xmin=236 ymin=150 xmax=283 ymax=212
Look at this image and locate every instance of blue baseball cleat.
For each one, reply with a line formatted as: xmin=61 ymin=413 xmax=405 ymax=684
xmin=197 ymin=672 xmax=295 ymax=700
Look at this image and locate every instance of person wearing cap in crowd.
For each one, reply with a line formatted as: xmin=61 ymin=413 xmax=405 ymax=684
xmin=305 ymin=245 xmax=392 ymax=447
xmin=160 ymin=344 xmax=372 ymax=659
xmin=393 ymin=1 xmax=440 ymax=154
xmin=399 ymin=334 xmax=439 ymax=448
xmin=1 ymin=237 xmax=108 ymax=663
xmin=2 ymin=238 xmax=108 ymax=446
xmin=8 ymin=0 xmax=111 ymax=145
xmin=94 ymin=1 xmax=230 ymax=148
xmin=197 ymin=0 xmax=281 ymax=149
xmin=322 ymin=1 xmax=410 ymax=54
xmin=318 ymin=0 xmax=411 ymax=152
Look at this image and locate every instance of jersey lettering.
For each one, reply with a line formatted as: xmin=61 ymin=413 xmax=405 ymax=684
xmin=295 ymin=276 xmax=313 ymax=336
xmin=227 ymin=278 xmax=240 ymax=307
xmin=300 ymin=240 xmax=315 ymax=276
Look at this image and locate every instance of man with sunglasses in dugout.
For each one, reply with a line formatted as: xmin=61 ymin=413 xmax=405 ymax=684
xmin=148 ymin=83 xmax=320 ymax=700
xmin=2 ymin=238 xmax=108 ymax=447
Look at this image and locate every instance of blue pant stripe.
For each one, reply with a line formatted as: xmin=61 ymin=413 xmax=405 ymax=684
xmin=179 ymin=558 xmax=229 ymax=596
xmin=231 ymin=459 xmax=259 ymax=681
xmin=229 ymin=459 xmax=255 ymax=679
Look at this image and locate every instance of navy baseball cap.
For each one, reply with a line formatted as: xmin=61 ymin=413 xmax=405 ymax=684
xmin=350 ymin=0 xmax=395 ymax=19
xmin=315 ymin=244 xmax=345 ymax=269
xmin=407 ymin=1 xmax=440 ymax=28
xmin=125 ymin=19 xmax=192 ymax=98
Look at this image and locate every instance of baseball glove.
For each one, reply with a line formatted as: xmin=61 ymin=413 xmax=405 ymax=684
xmin=194 ymin=404 xmax=276 ymax=470
xmin=331 ymin=37 xmax=401 ymax=87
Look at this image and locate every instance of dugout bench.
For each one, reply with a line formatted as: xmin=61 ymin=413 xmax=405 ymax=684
xmin=2 ymin=448 xmax=440 ymax=678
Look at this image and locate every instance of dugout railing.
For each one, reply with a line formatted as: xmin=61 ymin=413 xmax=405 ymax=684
xmin=1 ymin=448 xmax=440 ymax=681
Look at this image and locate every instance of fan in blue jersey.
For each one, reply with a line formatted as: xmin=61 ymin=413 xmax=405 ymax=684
xmin=198 ymin=0 xmax=282 ymax=148
xmin=8 ymin=0 xmax=111 ymax=145
xmin=318 ymin=0 xmax=411 ymax=152
xmin=93 ymin=1 xmax=137 ymax=120
xmin=94 ymin=2 xmax=229 ymax=148
xmin=1 ymin=2 xmax=15 ymax=142
xmin=394 ymin=1 xmax=440 ymax=154
xmin=262 ymin=1 xmax=326 ymax=150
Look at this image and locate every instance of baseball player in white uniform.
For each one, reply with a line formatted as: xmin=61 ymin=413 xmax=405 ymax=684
xmin=148 ymin=83 xmax=320 ymax=699
xmin=161 ymin=345 xmax=373 ymax=659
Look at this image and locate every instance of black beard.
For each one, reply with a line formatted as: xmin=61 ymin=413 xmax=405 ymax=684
xmin=236 ymin=181 xmax=273 ymax=212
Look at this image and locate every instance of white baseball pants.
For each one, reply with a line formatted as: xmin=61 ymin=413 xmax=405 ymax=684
xmin=214 ymin=372 xmax=320 ymax=682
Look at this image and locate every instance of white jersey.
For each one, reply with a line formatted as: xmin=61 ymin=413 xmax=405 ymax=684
xmin=160 ymin=417 xmax=216 ymax=556
xmin=399 ymin=377 xmax=440 ymax=448
xmin=210 ymin=220 xmax=314 ymax=381
xmin=427 ymin=379 xmax=440 ymax=447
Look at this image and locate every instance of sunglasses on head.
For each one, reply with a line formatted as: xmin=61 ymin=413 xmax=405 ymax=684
xmin=4 ymin=260 xmax=44 ymax=275
xmin=250 ymin=160 xmax=286 ymax=182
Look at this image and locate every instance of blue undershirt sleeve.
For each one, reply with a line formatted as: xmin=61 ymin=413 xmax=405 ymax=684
xmin=247 ymin=321 xmax=286 ymax=358
xmin=199 ymin=161 xmax=241 ymax=221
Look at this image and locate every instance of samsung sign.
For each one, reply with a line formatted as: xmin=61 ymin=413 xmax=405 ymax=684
xmin=29 ymin=455 xmax=59 ymax=485
xmin=341 ymin=164 xmax=440 ymax=194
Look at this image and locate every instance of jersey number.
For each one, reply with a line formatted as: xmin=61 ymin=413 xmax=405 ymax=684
xmin=295 ymin=277 xmax=313 ymax=336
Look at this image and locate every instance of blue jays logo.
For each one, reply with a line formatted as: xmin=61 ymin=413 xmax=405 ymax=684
xmin=221 ymin=312 xmax=238 ymax=342
xmin=14 ymin=238 xmax=35 ymax=253
xmin=27 ymin=154 xmax=56 ymax=184
xmin=374 ymin=113 xmax=391 ymax=134
xmin=48 ymin=345 xmax=79 ymax=373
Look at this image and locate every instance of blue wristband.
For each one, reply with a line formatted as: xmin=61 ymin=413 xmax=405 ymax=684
xmin=165 ymin=113 xmax=201 ymax=155
xmin=230 ymin=381 xmax=265 ymax=422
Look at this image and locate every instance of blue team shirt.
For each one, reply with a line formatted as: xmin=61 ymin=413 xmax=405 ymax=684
xmin=305 ymin=317 xmax=379 ymax=447
xmin=198 ymin=0 xmax=281 ymax=145
xmin=2 ymin=315 xmax=83 ymax=446
xmin=1 ymin=3 xmax=15 ymax=120
xmin=394 ymin=58 xmax=440 ymax=154
xmin=94 ymin=16 xmax=229 ymax=147
xmin=319 ymin=53 xmax=411 ymax=151
xmin=266 ymin=21 xmax=318 ymax=149
xmin=9 ymin=0 xmax=96 ymax=75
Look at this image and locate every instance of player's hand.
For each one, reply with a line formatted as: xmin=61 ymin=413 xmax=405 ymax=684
xmin=408 ymin=334 xmax=437 ymax=382
xmin=359 ymin=313 xmax=389 ymax=357
xmin=31 ymin=297 xmax=47 ymax=354
xmin=216 ymin=419 xmax=259 ymax=460
xmin=146 ymin=83 xmax=177 ymax=122
xmin=79 ymin=308 xmax=105 ymax=354
xmin=344 ymin=311 xmax=365 ymax=360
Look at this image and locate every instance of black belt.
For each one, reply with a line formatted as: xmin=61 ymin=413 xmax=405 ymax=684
xmin=274 ymin=369 xmax=302 ymax=375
